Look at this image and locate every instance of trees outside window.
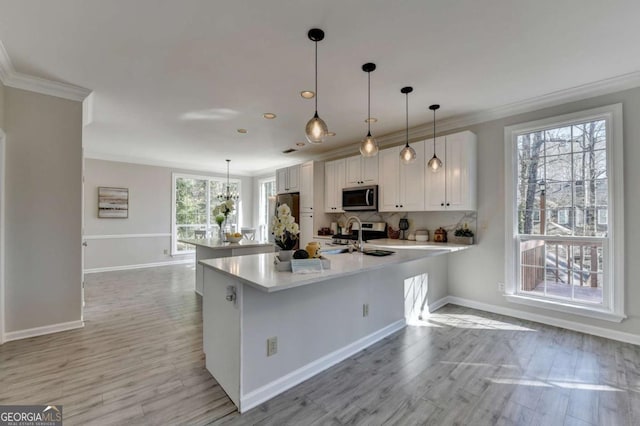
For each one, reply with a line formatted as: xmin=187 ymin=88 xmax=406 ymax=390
xmin=505 ymin=104 xmax=624 ymax=322
xmin=172 ymin=173 xmax=241 ymax=253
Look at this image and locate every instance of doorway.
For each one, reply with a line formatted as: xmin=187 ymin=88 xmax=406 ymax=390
xmin=0 ymin=129 xmax=6 ymax=344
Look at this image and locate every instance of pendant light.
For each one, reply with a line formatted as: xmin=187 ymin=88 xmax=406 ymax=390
xmin=427 ymin=104 xmax=443 ymax=172
xmin=360 ymin=62 xmax=378 ymax=157
xmin=217 ymin=159 xmax=239 ymax=201
xmin=305 ymin=28 xmax=329 ymax=144
xmin=399 ymin=86 xmax=416 ymax=164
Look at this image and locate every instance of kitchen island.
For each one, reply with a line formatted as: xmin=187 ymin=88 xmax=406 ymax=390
xmin=200 ymin=243 xmax=469 ymax=412
xmin=179 ymin=238 xmax=274 ymax=295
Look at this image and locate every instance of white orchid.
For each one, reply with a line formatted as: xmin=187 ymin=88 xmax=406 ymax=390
xmin=271 ymin=203 xmax=299 ymax=250
xmin=213 ymin=199 xmax=235 ymax=217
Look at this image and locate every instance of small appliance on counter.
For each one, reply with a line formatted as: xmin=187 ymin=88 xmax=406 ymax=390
xmin=332 ymin=221 xmax=386 ymax=244
xmin=398 ymin=218 xmax=409 ymax=240
xmin=433 ymin=227 xmax=448 ymax=243
xmin=415 ymin=230 xmax=429 ymax=242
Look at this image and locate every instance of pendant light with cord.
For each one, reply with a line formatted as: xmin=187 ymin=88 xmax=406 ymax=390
xmin=217 ymin=159 xmax=239 ymax=201
xmin=360 ymin=62 xmax=378 ymax=157
xmin=305 ymin=28 xmax=329 ymax=144
xmin=399 ymin=86 xmax=416 ymax=164
xmin=427 ymin=104 xmax=443 ymax=172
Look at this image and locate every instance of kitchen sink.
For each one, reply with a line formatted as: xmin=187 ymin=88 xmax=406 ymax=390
xmin=362 ymin=249 xmax=395 ymax=257
xmin=322 ymin=248 xmax=351 ymax=255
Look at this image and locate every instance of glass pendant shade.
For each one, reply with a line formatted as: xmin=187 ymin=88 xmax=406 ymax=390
xmin=305 ymin=112 xmax=328 ymax=144
xmin=399 ymin=86 xmax=415 ymax=164
xmin=427 ymin=154 xmax=443 ymax=172
xmin=305 ymin=29 xmax=328 ymax=144
xmin=360 ymin=133 xmax=379 ymax=157
xmin=400 ymin=144 xmax=417 ymax=164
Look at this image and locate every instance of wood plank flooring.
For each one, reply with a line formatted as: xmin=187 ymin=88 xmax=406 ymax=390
xmin=1 ymin=264 xmax=638 ymax=425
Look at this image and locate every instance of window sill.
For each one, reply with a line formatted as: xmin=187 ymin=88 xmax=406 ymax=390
xmin=504 ymin=294 xmax=626 ymax=323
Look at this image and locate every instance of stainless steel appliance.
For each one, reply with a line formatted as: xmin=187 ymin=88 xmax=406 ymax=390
xmin=342 ymin=185 xmax=377 ymax=211
xmin=332 ymin=221 xmax=386 ymax=244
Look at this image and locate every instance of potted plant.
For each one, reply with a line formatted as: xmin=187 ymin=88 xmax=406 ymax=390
xmin=213 ymin=199 xmax=235 ymax=240
xmin=271 ymin=203 xmax=300 ymax=260
xmin=453 ymin=224 xmax=474 ymax=245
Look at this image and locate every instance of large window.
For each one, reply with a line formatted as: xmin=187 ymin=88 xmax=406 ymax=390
xmin=257 ymin=177 xmax=276 ymax=241
xmin=504 ymin=104 xmax=624 ymax=322
xmin=172 ymin=173 xmax=241 ymax=254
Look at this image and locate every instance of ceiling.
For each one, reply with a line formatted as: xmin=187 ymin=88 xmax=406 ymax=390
xmin=0 ymin=1 xmax=639 ymax=175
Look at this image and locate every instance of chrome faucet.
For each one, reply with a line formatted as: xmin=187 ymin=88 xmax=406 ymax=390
xmin=345 ymin=216 xmax=364 ymax=252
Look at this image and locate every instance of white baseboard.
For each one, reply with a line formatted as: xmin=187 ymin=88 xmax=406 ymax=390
xmin=428 ymin=296 xmax=450 ymax=313
xmin=239 ymin=319 xmax=406 ymax=413
xmin=4 ymin=320 xmax=84 ymax=342
xmin=438 ymin=296 xmax=640 ymax=346
xmin=84 ymin=258 xmax=193 ymax=274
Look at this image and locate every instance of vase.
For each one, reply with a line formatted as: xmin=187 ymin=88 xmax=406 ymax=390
xmin=278 ymin=250 xmax=293 ymax=261
xmin=218 ymin=223 xmax=225 ymax=241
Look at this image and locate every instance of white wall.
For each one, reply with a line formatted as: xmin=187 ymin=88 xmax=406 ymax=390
xmin=83 ymin=159 xmax=255 ymax=271
xmin=447 ymin=87 xmax=640 ymax=337
xmin=5 ymin=87 xmax=83 ymax=333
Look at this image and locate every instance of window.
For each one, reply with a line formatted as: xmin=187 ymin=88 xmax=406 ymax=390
xmin=504 ymin=104 xmax=624 ymax=322
xmin=597 ymin=208 xmax=608 ymax=225
xmin=171 ymin=173 xmax=241 ymax=254
xmin=557 ymin=209 xmax=569 ymax=225
xmin=257 ymin=177 xmax=276 ymax=241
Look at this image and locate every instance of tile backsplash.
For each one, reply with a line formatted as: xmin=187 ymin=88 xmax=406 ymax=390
xmin=328 ymin=210 xmax=478 ymax=241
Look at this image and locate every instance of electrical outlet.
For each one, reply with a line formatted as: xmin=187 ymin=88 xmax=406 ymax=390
xmin=497 ymin=282 xmax=505 ymax=292
xmin=362 ymin=303 xmax=369 ymax=317
xmin=267 ymin=337 xmax=278 ymax=356
xmin=163 ymin=249 xmax=169 ymax=255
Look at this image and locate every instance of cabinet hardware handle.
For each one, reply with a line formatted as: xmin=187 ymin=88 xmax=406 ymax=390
xmin=446 ymin=203 xmax=450 ymax=206
xmin=441 ymin=203 xmax=444 ymax=206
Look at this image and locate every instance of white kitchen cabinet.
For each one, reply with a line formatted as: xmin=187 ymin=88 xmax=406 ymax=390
xmin=345 ymin=155 xmax=378 ymax=187
xmin=299 ymin=212 xmax=314 ymax=247
xmin=300 ymin=161 xmax=313 ymax=212
xmin=324 ymin=159 xmax=345 ymax=213
xmin=276 ymin=164 xmax=300 ymax=194
xmin=425 ymin=130 xmax=477 ymax=211
xmin=379 ymin=141 xmax=425 ymax=212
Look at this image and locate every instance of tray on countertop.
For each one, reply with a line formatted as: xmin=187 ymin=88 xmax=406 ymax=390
xmin=274 ymin=256 xmax=331 ymax=272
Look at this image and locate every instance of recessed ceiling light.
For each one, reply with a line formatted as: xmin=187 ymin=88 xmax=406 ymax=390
xmin=237 ymin=128 xmax=248 ymax=134
xmin=296 ymin=142 xmax=305 ymax=147
xmin=327 ymin=131 xmax=336 ymax=137
xmin=365 ymin=118 xmax=378 ymax=123
xmin=300 ymin=90 xmax=315 ymax=99
xmin=263 ymin=113 xmax=277 ymax=119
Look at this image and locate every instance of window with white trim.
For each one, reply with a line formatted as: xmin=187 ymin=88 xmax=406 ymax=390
xmin=257 ymin=177 xmax=276 ymax=242
xmin=171 ymin=173 xmax=241 ymax=254
xmin=504 ymin=104 xmax=624 ymax=322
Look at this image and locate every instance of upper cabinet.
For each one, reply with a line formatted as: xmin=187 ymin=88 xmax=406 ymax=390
xmin=300 ymin=161 xmax=313 ymax=211
xmin=424 ymin=130 xmax=477 ymax=211
xmin=345 ymin=155 xmax=378 ymax=187
xmin=379 ymin=141 xmax=425 ymax=212
xmin=324 ymin=159 xmax=345 ymax=213
xmin=276 ymin=164 xmax=300 ymax=194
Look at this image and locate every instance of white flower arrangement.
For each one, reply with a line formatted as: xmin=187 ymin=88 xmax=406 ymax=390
xmin=271 ymin=203 xmax=299 ymax=250
xmin=213 ymin=199 xmax=235 ymax=218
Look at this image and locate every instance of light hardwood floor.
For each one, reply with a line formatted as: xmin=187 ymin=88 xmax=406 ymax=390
xmin=1 ymin=265 xmax=638 ymax=425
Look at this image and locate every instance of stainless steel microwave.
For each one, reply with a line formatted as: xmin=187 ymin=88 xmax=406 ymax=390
xmin=342 ymin=185 xmax=378 ymax=211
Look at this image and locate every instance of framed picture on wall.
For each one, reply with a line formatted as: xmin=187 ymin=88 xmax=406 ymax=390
xmin=98 ymin=187 xmax=129 ymax=218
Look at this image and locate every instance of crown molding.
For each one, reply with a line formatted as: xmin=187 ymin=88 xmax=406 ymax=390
xmin=320 ymin=70 xmax=640 ymax=161
xmin=83 ymin=150 xmax=256 ymax=176
xmin=0 ymin=40 xmax=91 ymax=102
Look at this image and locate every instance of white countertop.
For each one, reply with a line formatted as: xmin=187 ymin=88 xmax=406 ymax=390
xmin=200 ymin=243 xmax=470 ymax=293
xmin=179 ymin=238 xmax=273 ymax=250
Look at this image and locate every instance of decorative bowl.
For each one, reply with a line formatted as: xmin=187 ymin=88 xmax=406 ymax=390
xmin=226 ymin=234 xmax=243 ymax=243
